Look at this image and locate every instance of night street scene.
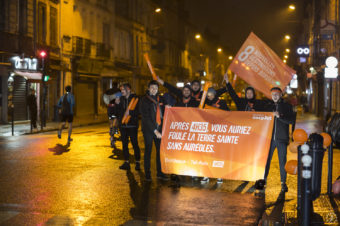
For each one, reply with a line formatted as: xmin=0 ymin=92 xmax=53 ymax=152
xmin=0 ymin=0 xmax=340 ymax=225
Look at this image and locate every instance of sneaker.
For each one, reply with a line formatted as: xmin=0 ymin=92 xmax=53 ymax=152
xmin=135 ymin=161 xmax=141 ymax=171
xmin=255 ymin=179 xmax=266 ymax=190
xmin=157 ymin=173 xmax=169 ymax=181
xmin=281 ymin=183 xmax=288 ymax=193
xmin=217 ymin=178 xmax=223 ymax=184
xmin=57 ymin=130 xmax=61 ymax=139
xmin=119 ymin=161 xmax=130 ymax=170
xmin=201 ymin=177 xmax=209 ymax=183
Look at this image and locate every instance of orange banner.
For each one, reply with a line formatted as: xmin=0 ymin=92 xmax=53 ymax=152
xmin=143 ymin=53 xmax=158 ymax=81
xmin=228 ymin=32 xmax=296 ymax=98
xmin=160 ymin=107 xmax=275 ymax=181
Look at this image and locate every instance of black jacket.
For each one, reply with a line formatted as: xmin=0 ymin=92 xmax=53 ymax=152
xmin=226 ymin=82 xmax=265 ymax=111
xmin=116 ymin=93 xmax=139 ymax=127
xmin=192 ymin=87 xmax=226 ymax=101
xmin=264 ymin=99 xmax=294 ymax=142
xmin=140 ymin=92 xmax=166 ymax=133
xmin=205 ymin=98 xmax=229 ymax=111
xmin=164 ymin=82 xmax=199 ymax=107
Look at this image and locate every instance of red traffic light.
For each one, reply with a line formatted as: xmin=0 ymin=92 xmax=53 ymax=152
xmin=39 ymin=51 xmax=47 ymax=58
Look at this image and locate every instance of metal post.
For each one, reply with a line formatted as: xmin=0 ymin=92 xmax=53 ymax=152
xmin=11 ymin=105 xmax=14 ymax=136
xmin=297 ymin=146 xmax=302 ymax=215
xmin=327 ymin=141 xmax=333 ymax=194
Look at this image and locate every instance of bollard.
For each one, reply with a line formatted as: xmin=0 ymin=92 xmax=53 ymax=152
xmin=299 ymin=143 xmax=313 ymax=226
xmin=308 ymin=133 xmax=325 ymax=200
xmin=327 ymin=142 xmax=333 ymax=194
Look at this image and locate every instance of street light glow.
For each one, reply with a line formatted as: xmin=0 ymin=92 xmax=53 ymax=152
xmin=217 ymin=48 xmax=222 ymax=53
xmin=285 ymin=35 xmax=291 ymax=40
xmin=284 ymin=55 xmax=288 ymax=59
xmin=228 ymin=56 xmax=233 ymax=60
xmin=283 ymin=59 xmax=287 ymax=63
xmin=285 ymin=48 xmax=290 ymax=53
xmin=195 ymin=34 xmax=201 ymax=40
xmin=289 ymin=5 xmax=296 ymax=10
xmin=155 ymin=8 xmax=161 ymax=13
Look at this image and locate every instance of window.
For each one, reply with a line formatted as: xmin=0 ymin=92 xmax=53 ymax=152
xmin=38 ymin=2 xmax=47 ymax=44
xmin=50 ymin=6 xmax=58 ymax=46
xmin=103 ymin=23 xmax=110 ymax=47
xmin=19 ymin=0 xmax=27 ymax=34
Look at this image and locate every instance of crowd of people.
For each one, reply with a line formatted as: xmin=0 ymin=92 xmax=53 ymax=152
xmin=55 ymin=72 xmax=295 ymax=193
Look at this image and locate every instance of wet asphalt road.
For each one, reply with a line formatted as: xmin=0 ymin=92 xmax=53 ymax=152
xmin=0 ymin=124 xmax=272 ymax=225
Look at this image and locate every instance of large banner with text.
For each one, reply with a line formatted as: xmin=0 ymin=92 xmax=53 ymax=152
xmin=228 ymin=32 xmax=296 ymax=98
xmin=160 ymin=107 xmax=275 ymax=181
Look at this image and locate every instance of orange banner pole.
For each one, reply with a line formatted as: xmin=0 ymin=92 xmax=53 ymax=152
xmin=143 ymin=53 xmax=158 ymax=81
xmin=124 ymin=98 xmax=139 ymax=124
xmin=232 ymin=74 xmax=237 ymax=87
xmin=199 ymin=82 xmax=212 ymax=109
xmin=122 ymin=97 xmax=135 ymax=124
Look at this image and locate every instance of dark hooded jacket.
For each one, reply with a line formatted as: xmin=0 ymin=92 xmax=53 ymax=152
xmin=226 ymin=82 xmax=265 ymax=111
xmin=116 ymin=93 xmax=139 ymax=127
xmin=205 ymin=97 xmax=229 ymax=111
xmin=140 ymin=91 xmax=167 ymax=133
xmin=264 ymin=98 xmax=294 ymax=142
xmin=191 ymin=80 xmax=227 ymax=101
xmin=164 ymin=82 xmax=199 ymax=107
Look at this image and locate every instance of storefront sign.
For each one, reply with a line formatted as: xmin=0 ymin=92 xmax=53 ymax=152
xmin=11 ymin=56 xmax=38 ymax=71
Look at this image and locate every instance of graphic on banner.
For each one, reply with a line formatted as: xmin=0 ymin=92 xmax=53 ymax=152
xmin=160 ymin=107 xmax=275 ymax=181
xmin=228 ymin=32 xmax=296 ymax=98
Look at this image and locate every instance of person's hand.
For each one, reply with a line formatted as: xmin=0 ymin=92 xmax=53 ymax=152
xmin=154 ymin=130 xmax=162 ymax=139
xmin=165 ymin=105 xmax=172 ymax=108
xmin=157 ymin=77 xmax=164 ymax=85
xmin=274 ymin=112 xmax=280 ymax=118
xmin=224 ymin=72 xmax=229 ymax=84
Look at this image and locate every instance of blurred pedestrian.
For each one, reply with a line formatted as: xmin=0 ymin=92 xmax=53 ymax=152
xmin=116 ymin=83 xmax=141 ymax=171
xmin=57 ymin=86 xmax=75 ymax=143
xmin=27 ymin=89 xmax=37 ymax=130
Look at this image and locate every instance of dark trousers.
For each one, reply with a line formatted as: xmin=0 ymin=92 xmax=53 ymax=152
xmin=29 ymin=109 xmax=37 ymax=128
xmin=143 ymin=131 xmax=162 ymax=177
xmin=264 ymin=139 xmax=288 ymax=184
xmin=120 ymin=127 xmax=141 ymax=162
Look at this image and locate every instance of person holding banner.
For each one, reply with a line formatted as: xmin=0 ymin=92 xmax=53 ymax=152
xmin=140 ymin=80 xmax=169 ymax=181
xmin=260 ymin=87 xmax=294 ymax=193
xmin=116 ymin=83 xmax=141 ymax=171
xmin=157 ymin=78 xmax=199 ymax=107
xmin=205 ymin=87 xmax=230 ymax=111
xmin=224 ymin=73 xmax=265 ymax=112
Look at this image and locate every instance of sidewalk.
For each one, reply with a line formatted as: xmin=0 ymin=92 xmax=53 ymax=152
xmin=260 ymin=112 xmax=340 ymax=225
xmin=0 ymin=114 xmax=108 ymax=136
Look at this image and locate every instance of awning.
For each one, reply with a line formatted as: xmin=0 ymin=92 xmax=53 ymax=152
xmin=14 ymin=70 xmax=42 ymax=80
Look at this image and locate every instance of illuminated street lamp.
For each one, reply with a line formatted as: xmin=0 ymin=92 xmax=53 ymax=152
xmin=155 ymin=8 xmax=161 ymax=13
xmin=283 ymin=59 xmax=287 ymax=63
xmin=285 ymin=35 xmax=291 ymax=40
xmin=228 ymin=56 xmax=233 ymax=60
xmin=195 ymin=34 xmax=201 ymax=40
xmin=217 ymin=48 xmax=222 ymax=53
xmin=285 ymin=48 xmax=290 ymax=53
xmin=288 ymin=4 xmax=296 ymax=10
xmin=284 ymin=55 xmax=288 ymax=59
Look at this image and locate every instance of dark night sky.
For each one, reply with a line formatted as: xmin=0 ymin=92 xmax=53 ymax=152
xmin=184 ymin=0 xmax=302 ymax=56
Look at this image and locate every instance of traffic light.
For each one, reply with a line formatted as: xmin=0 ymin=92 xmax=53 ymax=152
xmin=43 ymin=75 xmax=50 ymax=82
xmin=39 ymin=50 xmax=47 ymax=58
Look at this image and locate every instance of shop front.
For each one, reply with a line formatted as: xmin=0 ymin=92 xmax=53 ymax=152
xmin=7 ymin=56 xmax=42 ymax=122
